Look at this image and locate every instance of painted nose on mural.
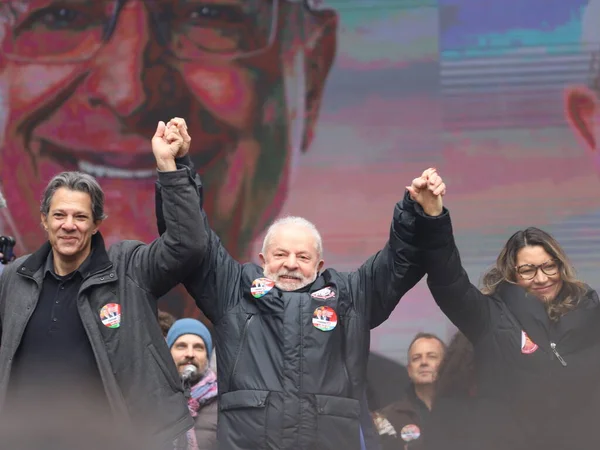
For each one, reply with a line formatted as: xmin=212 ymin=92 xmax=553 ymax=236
xmin=125 ymin=55 xmax=239 ymax=172
xmin=121 ymin=60 xmax=194 ymax=139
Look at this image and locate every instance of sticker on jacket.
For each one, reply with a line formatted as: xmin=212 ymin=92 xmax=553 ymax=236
xmin=372 ymin=412 xmax=397 ymax=437
xmin=312 ymin=306 xmax=338 ymax=331
xmin=401 ymin=424 xmax=421 ymax=442
xmin=311 ymin=287 xmax=336 ymax=300
xmin=99 ymin=303 xmax=121 ymax=329
xmin=521 ymin=330 xmax=539 ymax=354
xmin=251 ymin=278 xmax=275 ymax=298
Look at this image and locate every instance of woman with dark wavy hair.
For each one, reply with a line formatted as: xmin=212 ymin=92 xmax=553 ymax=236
xmin=432 ymin=331 xmax=475 ymax=401
xmin=425 ymin=331 xmax=476 ymax=450
xmin=480 ymin=227 xmax=588 ymax=321
xmin=405 ymin=171 xmax=600 ymax=450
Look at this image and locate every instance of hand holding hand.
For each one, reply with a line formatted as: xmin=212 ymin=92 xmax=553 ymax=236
xmin=166 ymin=117 xmax=191 ymax=158
xmin=406 ymin=168 xmax=446 ymax=216
xmin=151 ymin=118 xmax=187 ymax=171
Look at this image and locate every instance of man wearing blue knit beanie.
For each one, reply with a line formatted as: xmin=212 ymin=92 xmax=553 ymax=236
xmin=167 ymin=319 xmax=218 ymax=450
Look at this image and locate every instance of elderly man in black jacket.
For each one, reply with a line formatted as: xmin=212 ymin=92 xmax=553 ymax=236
xmin=0 ymin=118 xmax=206 ymax=448
xmin=156 ymin=119 xmax=447 ymax=450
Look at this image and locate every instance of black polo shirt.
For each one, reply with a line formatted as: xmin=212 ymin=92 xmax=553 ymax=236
xmin=407 ymin=384 xmax=431 ymax=428
xmin=8 ymin=250 xmax=103 ymax=403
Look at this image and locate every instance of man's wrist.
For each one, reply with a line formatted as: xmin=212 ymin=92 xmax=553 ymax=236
xmin=156 ymin=158 xmax=177 ymax=172
xmin=423 ymin=206 xmax=443 ymax=217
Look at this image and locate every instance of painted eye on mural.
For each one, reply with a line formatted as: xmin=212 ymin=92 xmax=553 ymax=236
xmin=170 ymin=1 xmax=274 ymax=55
xmin=2 ymin=1 xmax=108 ymax=60
xmin=22 ymin=6 xmax=88 ymax=30
xmin=12 ymin=2 xmax=107 ymax=32
xmin=184 ymin=4 xmax=247 ymax=26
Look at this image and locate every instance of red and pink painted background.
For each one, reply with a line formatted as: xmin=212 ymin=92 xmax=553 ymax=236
xmin=1 ymin=0 xmax=599 ymax=362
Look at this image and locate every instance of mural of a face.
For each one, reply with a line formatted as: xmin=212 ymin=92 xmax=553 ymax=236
xmin=0 ymin=0 xmax=337 ymax=266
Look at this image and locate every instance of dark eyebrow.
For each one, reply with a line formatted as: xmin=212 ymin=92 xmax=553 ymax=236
xmin=517 ymin=259 xmax=555 ymax=269
xmin=51 ymin=209 xmax=90 ymax=216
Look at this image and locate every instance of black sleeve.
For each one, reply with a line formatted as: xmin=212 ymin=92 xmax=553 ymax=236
xmin=347 ymin=192 xmax=441 ymax=329
xmin=412 ymin=203 xmax=494 ymax=343
xmin=155 ymin=155 xmax=241 ymax=323
xmin=128 ymin=168 xmax=207 ymax=298
xmin=155 ymin=154 xmax=200 ymax=236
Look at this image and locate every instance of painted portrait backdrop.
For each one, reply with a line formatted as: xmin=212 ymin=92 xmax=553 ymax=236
xmin=1 ymin=0 xmax=600 ymax=362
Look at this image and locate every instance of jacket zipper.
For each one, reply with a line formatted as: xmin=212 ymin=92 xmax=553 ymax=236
xmin=338 ymin=316 xmax=352 ymax=396
xmin=229 ymin=314 xmax=254 ymax=390
xmin=550 ymin=342 xmax=567 ymax=366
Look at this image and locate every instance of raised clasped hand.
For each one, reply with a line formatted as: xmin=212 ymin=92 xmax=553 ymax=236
xmin=165 ymin=117 xmax=191 ymax=158
xmin=406 ymin=167 xmax=446 ymax=217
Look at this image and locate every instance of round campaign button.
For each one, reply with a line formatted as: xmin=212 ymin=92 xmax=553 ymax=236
xmin=521 ymin=330 xmax=539 ymax=354
xmin=400 ymin=424 xmax=421 ymax=442
xmin=312 ymin=306 xmax=338 ymax=331
xmin=251 ymin=278 xmax=275 ymax=298
xmin=99 ymin=303 xmax=121 ymax=329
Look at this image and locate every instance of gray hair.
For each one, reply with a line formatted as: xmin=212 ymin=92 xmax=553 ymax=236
xmin=261 ymin=216 xmax=323 ymax=258
xmin=40 ymin=172 xmax=107 ymax=222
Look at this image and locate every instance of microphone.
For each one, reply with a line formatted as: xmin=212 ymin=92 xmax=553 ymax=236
xmin=0 ymin=189 xmax=6 ymax=209
xmin=181 ymin=364 xmax=198 ymax=384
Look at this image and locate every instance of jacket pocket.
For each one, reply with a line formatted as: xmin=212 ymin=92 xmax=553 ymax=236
xmin=315 ymin=394 xmax=361 ymax=450
xmin=147 ymin=343 xmax=181 ymax=392
xmin=218 ymin=390 xmax=270 ymax=450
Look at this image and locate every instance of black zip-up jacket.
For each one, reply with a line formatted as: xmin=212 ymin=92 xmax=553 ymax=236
xmin=0 ymin=168 xmax=206 ymax=447
xmin=156 ymin=164 xmax=433 ymax=450
xmin=411 ymin=201 xmax=600 ymax=450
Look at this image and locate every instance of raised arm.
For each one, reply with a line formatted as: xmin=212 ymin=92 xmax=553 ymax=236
xmin=128 ymin=119 xmax=208 ymax=298
xmin=154 ymin=119 xmax=241 ymax=323
xmin=409 ymin=171 xmax=493 ymax=342
xmin=348 ymin=169 xmax=447 ymax=329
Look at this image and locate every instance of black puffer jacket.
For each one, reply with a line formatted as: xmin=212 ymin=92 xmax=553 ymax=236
xmin=156 ymin=168 xmax=434 ymax=450
xmin=412 ymin=203 xmax=600 ymax=450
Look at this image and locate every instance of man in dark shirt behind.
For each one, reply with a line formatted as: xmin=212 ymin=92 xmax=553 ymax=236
xmin=0 ymin=118 xmax=206 ymax=447
xmin=373 ymin=333 xmax=445 ymax=450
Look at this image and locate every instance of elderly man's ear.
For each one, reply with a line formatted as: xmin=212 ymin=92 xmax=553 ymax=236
xmin=565 ymin=85 xmax=598 ymax=151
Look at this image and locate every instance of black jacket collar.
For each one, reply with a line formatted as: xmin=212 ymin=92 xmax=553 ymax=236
xmin=496 ymin=281 xmax=600 ymax=352
xmin=18 ymin=232 xmax=112 ymax=279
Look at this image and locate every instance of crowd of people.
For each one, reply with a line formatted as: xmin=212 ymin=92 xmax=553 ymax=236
xmin=0 ymin=117 xmax=598 ymax=450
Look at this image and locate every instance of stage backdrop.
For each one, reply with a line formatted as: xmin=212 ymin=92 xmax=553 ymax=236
xmin=1 ymin=0 xmax=599 ymax=363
